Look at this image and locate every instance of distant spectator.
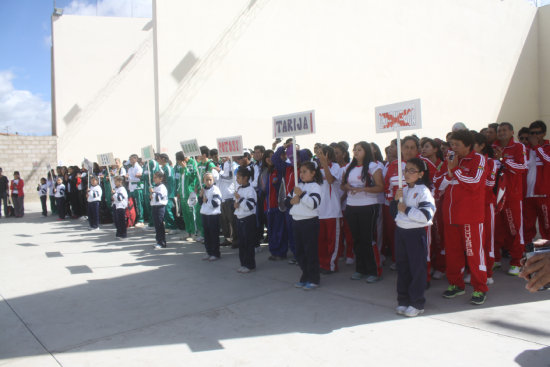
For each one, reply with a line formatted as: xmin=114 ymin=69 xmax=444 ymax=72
xmin=10 ymin=171 xmax=24 ymax=217
xmin=518 ymin=127 xmax=529 ymax=145
xmin=0 ymin=168 xmax=8 ymax=217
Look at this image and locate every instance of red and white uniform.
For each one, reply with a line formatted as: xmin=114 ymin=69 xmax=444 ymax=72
xmin=419 ymin=156 xmax=441 ymax=277
xmin=492 ymin=138 xmax=527 ymax=266
xmin=318 ymin=163 xmax=343 ymax=272
xmin=439 ymin=151 xmax=488 ymax=293
xmin=337 ymin=163 xmax=354 ymax=261
xmin=431 ymin=160 xmax=448 ymax=273
xmin=523 ymin=140 xmax=550 ymax=242
xmin=484 ymin=157 xmax=498 ymax=278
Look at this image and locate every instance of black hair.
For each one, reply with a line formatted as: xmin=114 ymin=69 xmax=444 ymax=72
xmin=175 ymin=151 xmax=185 ymax=162
xmin=406 ymin=158 xmax=432 ymax=189
xmin=299 ymin=149 xmax=313 ymax=163
xmin=321 ymin=145 xmax=335 ymax=161
xmin=40 ymin=177 xmax=46 ymax=182
xmin=200 ymin=146 xmax=209 ymax=156
xmin=254 ymin=145 xmax=265 ymax=153
xmin=299 ymin=161 xmax=323 ymax=185
xmin=499 ymin=122 xmax=514 ymax=132
xmin=473 ymin=132 xmax=494 ymax=158
xmin=343 ymin=141 xmax=374 ymax=186
xmin=262 ymin=149 xmax=274 ymax=172
xmin=330 ymin=142 xmax=350 ymax=164
xmin=209 ymin=149 xmax=218 ymax=157
xmin=401 ymin=135 xmax=420 ymax=149
xmin=529 ymin=120 xmax=547 ymax=133
xmin=488 ymin=123 xmax=499 ymax=131
xmin=370 ymin=142 xmax=384 ymax=162
xmin=159 ymin=153 xmax=169 ymax=161
xmin=130 ymin=154 xmax=138 ymax=159
xmin=153 ymin=171 xmax=165 ymax=180
xmin=450 ymin=130 xmax=474 ymax=150
xmin=13 ymin=171 xmax=20 ymax=176
xmin=242 ymin=151 xmax=252 ymax=160
xmin=421 ymin=138 xmax=444 ymax=161
xmin=518 ymin=127 xmax=529 ymax=137
xmin=237 ymin=166 xmax=252 ymax=180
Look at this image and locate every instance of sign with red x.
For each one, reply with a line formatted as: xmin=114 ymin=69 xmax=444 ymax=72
xmin=375 ymin=99 xmax=422 ymax=133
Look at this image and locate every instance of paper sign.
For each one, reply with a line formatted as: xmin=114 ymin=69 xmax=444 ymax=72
xmin=217 ymin=135 xmax=243 ymax=157
xmin=375 ymin=99 xmax=422 ymax=133
xmin=273 ymin=110 xmax=315 ymax=138
xmin=83 ymin=158 xmax=93 ymax=171
xmin=180 ymin=139 xmax=201 ymax=157
xmin=141 ymin=145 xmax=155 ymax=161
xmin=97 ymin=153 xmax=115 ymax=167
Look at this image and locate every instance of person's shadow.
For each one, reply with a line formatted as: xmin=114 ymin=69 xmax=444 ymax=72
xmin=515 ymin=346 xmax=550 ymax=367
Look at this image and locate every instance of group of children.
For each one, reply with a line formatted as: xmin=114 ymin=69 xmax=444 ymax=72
xmin=30 ymin=119 xmax=549 ymax=317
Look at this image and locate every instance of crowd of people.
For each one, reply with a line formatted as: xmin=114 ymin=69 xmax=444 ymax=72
xmin=10 ymin=120 xmax=550 ymax=317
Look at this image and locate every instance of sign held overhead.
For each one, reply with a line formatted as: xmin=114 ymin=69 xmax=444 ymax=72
xmin=375 ymin=99 xmax=422 ymax=133
xmin=217 ymin=135 xmax=243 ymax=157
xmin=180 ymin=139 xmax=201 ymax=157
xmin=273 ymin=110 xmax=315 ymax=138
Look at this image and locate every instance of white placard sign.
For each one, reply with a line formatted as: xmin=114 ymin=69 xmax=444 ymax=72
xmin=141 ymin=145 xmax=155 ymax=161
xmin=97 ymin=153 xmax=115 ymax=167
xmin=375 ymin=99 xmax=422 ymax=133
xmin=83 ymin=158 xmax=93 ymax=171
xmin=180 ymin=139 xmax=201 ymax=157
xmin=216 ymin=136 xmax=243 ymax=157
xmin=272 ymin=110 xmax=316 ymax=138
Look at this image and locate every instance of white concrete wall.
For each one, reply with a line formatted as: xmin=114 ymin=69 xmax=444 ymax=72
xmin=52 ymin=15 xmax=155 ymax=163
xmin=538 ymin=5 xmax=550 ymax=124
xmin=53 ymin=0 xmax=540 ymax=162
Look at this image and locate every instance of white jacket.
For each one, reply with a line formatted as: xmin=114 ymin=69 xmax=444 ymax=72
xmin=234 ymin=184 xmax=257 ymax=219
xmin=113 ymin=186 xmax=128 ymax=209
xmin=88 ymin=185 xmax=103 ymax=202
xmin=286 ymin=182 xmax=322 ymax=221
xmin=200 ymin=185 xmax=222 ymax=215
xmin=151 ymin=184 xmax=168 ymax=206
xmin=391 ymin=183 xmax=435 ymax=229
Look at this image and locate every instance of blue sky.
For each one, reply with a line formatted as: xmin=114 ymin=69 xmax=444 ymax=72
xmin=0 ymin=0 xmax=548 ymax=136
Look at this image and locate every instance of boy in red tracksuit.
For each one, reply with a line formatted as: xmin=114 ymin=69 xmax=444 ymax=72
xmin=492 ymin=122 xmax=527 ymax=276
xmin=440 ymin=130 xmax=488 ymax=305
xmin=523 ymin=120 xmax=550 ymax=244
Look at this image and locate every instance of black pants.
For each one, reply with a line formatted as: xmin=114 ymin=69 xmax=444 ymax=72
xmin=0 ymin=192 xmax=7 ymax=217
xmin=87 ymin=201 xmax=100 ymax=228
xmin=40 ymin=195 xmax=47 ymax=216
xmin=293 ymin=217 xmax=320 ymax=284
xmin=153 ymin=205 xmax=166 ymax=247
xmin=114 ymin=208 xmax=127 ymax=238
xmin=237 ymin=214 xmax=257 ymax=269
xmin=221 ymin=199 xmax=237 ymax=243
xmin=202 ymin=214 xmax=220 ymax=257
xmin=395 ymin=226 xmax=427 ymax=309
xmin=345 ymin=205 xmax=378 ymax=276
xmin=56 ymin=197 xmax=66 ymax=219
xmin=256 ymin=190 xmax=266 ymax=245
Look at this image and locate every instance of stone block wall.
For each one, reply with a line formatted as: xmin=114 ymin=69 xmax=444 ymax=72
xmin=0 ymin=135 xmax=58 ymax=202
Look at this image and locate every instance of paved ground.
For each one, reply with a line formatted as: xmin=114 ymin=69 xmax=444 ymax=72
xmin=0 ymin=202 xmax=549 ymax=367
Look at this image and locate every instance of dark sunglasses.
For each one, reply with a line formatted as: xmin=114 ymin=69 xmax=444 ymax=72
xmin=529 ymin=131 xmax=544 ymax=135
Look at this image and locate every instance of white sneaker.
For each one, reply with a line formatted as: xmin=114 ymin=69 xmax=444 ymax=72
xmin=404 ymin=306 xmax=424 ymax=317
xmin=135 ymin=222 xmax=145 ymax=228
xmin=237 ymin=266 xmax=245 ymax=272
xmin=345 ymin=257 xmax=355 ymax=265
xmin=486 ymin=277 xmax=494 ymax=285
xmin=390 ymin=263 xmax=397 ymax=271
xmin=202 ymin=254 xmax=210 ymax=261
xmin=508 ymin=266 xmax=520 ymax=276
xmin=239 ymin=267 xmax=251 ymax=273
xmin=432 ymin=270 xmax=444 ymax=280
xmin=154 ymin=244 xmax=162 ymax=249
xmin=208 ymin=256 xmax=219 ymax=262
xmin=195 ymin=236 xmax=204 ymax=242
xmin=396 ymin=306 xmax=407 ymax=315
xmin=464 ymin=273 xmax=471 ymax=284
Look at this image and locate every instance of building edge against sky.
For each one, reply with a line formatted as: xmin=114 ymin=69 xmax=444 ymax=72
xmin=52 ymin=0 xmax=550 ymax=163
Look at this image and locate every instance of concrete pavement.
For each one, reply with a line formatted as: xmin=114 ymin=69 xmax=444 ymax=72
xmin=1 ymin=202 xmax=549 ymax=366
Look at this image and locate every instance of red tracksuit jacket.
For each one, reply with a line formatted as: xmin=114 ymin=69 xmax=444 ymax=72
xmin=440 ymin=151 xmax=487 ymax=225
xmin=525 ymin=140 xmax=550 ymax=196
xmin=492 ymin=138 xmax=527 ymax=200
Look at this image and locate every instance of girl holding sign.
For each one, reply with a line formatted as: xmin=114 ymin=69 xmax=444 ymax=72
xmin=342 ymin=141 xmax=385 ymax=283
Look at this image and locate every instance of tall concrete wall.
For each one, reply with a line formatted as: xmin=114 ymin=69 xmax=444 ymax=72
xmin=53 ymin=0 xmax=541 ymax=162
xmin=0 ymin=135 xmax=57 ymax=202
xmin=538 ymin=5 xmax=550 ymax=124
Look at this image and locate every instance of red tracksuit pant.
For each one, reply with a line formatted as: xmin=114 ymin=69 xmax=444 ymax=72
xmin=444 ymin=222 xmax=488 ymax=293
xmin=431 ymin=200 xmax=446 ymax=273
xmin=495 ymin=199 xmax=524 ymax=266
xmin=523 ymin=197 xmax=550 ymax=243
xmin=318 ymin=218 xmax=341 ymax=272
xmin=338 ymin=215 xmax=354 ymax=259
xmin=484 ymin=203 xmax=495 ymax=278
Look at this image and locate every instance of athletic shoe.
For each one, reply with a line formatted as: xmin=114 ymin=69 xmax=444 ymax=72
xmin=464 ymin=273 xmax=471 ymax=284
xmin=389 ymin=263 xmax=397 ymax=271
xmin=350 ymin=272 xmax=365 ymax=280
xmin=345 ymin=257 xmax=355 ymax=265
xmin=202 ymin=254 xmax=210 ymax=261
xmin=303 ymin=282 xmax=319 ymax=291
xmin=154 ymin=244 xmax=162 ymax=249
xmin=507 ymin=266 xmax=520 ymax=276
xmin=493 ymin=261 xmax=501 ymax=270
xmin=294 ymin=282 xmax=306 ymax=288
xmin=366 ymin=275 xmax=382 ymax=283
xmin=486 ymin=277 xmax=494 ymax=285
xmin=239 ymin=267 xmax=252 ymax=273
xmin=221 ymin=240 xmax=232 ymax=247
xmin=208 ymin=256 xmax=219 ymax=262
xmin=404 ymin=306 xmax=424 ymax=317
xmin=470 ymin=291 xmax=486 ymax=305
xmin=443 ymin=285 xmax=465 ymax=298
xmin=395 ymin=305 xmax=407 ymax=315
xmin=144 ymin=226 xmax=155 ymax=231
xmin=268 ymin=255 xmax=286 ymax=261
xmin=236 ymin=266 xmax=245 ymax=272
xmin=432 ymin=270 xmax=445 ymax=280
xmin=288 ymin=258 xmax=297 ymax=265
xmin=195 ymin=236 xmax=204 ymax=242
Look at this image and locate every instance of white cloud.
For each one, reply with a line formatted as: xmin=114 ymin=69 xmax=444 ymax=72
xmin=64 ymin=0 xmax=152 ymax=18
xmin=0 ymin=71 xmax=51 ymax=136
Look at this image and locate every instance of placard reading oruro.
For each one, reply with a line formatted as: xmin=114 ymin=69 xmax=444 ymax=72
xmin=272 ymin=110 xmax=316 ymax=138
xmin=180 ymin=139 xmax=202 ymax=157
xmin=375 ymin=99 xmax=422 ymax=133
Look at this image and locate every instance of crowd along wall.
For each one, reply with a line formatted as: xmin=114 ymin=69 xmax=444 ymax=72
xmin=53 ymin=0 xmax=541 ymax=163
xmin=0 ymin=135 xmax=57 ymax=202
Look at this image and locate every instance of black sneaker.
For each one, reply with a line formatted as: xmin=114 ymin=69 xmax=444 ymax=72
xmin=443 ymin=285 xmax=465 ymax=298
xmin=470 ymin=291 xmax=486 ymax=305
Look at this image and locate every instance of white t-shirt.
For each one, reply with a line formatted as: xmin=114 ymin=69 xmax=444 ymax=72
xmin=128 ymin=163 xmax=143 ymax=192
xmin=374 ymin=161 xmax=386 ymax=204
xmin=345 ymin=162 xmax=381 ymax=207
xmin=319 ymin=163 xmax=343 ymax=219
